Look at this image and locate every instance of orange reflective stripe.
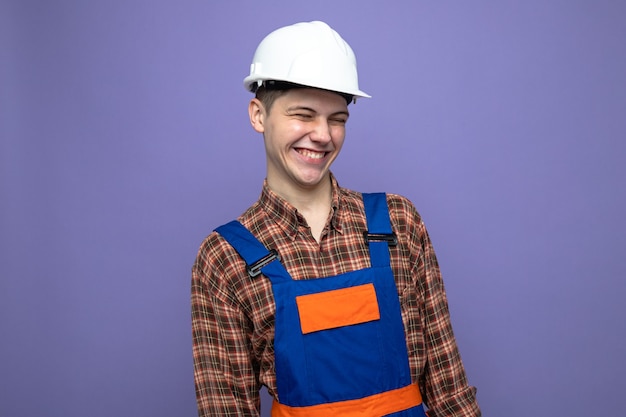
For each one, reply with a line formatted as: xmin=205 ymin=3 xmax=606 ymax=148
xmin=295 ymin=283 xmax=380 ymax=334
xmin=271 ymin=383 xmax=422 ymax=417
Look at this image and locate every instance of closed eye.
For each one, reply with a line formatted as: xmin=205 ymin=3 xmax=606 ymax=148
xmin=329 ymin=117 xmax=348 ymax=125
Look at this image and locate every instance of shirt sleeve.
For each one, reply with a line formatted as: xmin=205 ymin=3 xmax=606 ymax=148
xmin=415 ymin=219 xmax=481 ymax=417
xmin=386 ymin=194 xmax=480 ymax=417
xmin=191 ymin=237 xmax=261 ymax=417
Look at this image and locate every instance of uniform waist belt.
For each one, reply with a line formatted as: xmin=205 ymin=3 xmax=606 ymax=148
xmin=271 ymin=383 xmax=422 ymax=417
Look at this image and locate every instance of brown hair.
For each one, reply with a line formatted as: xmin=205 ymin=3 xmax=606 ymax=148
xmin=254 ymin=85 xmax=288 ymax=115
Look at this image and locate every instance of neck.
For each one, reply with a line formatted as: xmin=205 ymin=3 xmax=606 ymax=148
xmin=267 ymin=175 xmax=333 ymax=242
xmin=269 ymin=175 xmax=332 ymax=212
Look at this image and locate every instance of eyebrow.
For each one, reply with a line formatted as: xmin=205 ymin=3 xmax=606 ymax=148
xmin=286 ymin=106 xmax=350 ymax=118
xmin=286 ymin=105 xmax=315 ymax=113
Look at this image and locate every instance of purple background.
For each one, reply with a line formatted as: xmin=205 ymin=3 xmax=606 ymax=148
xmin=2 ymin=1 xmax=625 ymax=416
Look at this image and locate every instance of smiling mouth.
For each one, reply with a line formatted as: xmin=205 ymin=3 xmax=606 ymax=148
xmin=296 ymin=148 xmax=326 ymax=159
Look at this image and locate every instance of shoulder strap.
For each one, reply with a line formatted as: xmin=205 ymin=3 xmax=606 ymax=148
xmin=215 ymin=220 xmax=290 ymax=283
xmin=362 ymin=193 xmax=395 ymax=267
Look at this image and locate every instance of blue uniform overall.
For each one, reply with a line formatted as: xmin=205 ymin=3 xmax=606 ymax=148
xmin=216 ymin=193 xmax=427 ymax=417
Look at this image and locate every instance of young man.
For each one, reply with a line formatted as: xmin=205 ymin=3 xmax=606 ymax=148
xmin=192 ymin=21 xmax=480 ymax=416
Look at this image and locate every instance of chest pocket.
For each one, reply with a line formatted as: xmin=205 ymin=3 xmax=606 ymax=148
xmin=296 ymin=283 xmax=380 ymax=334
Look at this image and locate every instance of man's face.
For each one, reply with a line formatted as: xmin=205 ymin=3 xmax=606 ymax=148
xmin=249 ymin=88 xmax=349 ymax=196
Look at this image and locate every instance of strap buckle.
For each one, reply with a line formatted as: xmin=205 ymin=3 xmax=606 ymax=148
xmin=363 ymin=231 xmax=398 ymax=247
xmin=247 ymin=249 xmax=279 ymax=278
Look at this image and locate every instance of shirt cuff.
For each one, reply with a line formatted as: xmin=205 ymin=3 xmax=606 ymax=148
xmin=425 ymin=386 xmax=481 ymax=417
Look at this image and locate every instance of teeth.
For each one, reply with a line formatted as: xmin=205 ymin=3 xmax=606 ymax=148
xmin=298 ymin=149 xmax=325 ymax=159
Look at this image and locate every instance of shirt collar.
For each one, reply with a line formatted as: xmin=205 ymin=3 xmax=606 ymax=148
xmin=259 ymin=173 xmax=343 ymax=240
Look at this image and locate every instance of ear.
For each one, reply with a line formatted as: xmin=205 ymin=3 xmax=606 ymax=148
xmin=248 ymin=98 xmax=266 ymax=133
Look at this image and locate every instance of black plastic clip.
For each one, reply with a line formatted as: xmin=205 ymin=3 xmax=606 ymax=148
xmin=363 ymin=231 xmax=398 ymax=247
xmin=247 ymin=249 xmax=279 ymax=278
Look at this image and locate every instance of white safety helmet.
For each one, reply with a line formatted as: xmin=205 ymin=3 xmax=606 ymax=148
xmin=243 ymin=21 xmax=370 ymax=101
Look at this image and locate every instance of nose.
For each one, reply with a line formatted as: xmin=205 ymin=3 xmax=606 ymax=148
xmin=310 ymin=118 xmax=332 ymax=143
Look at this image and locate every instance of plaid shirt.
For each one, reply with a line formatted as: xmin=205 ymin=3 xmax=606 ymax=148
xmin=191 ymin=174 xmax=480 ymax=417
